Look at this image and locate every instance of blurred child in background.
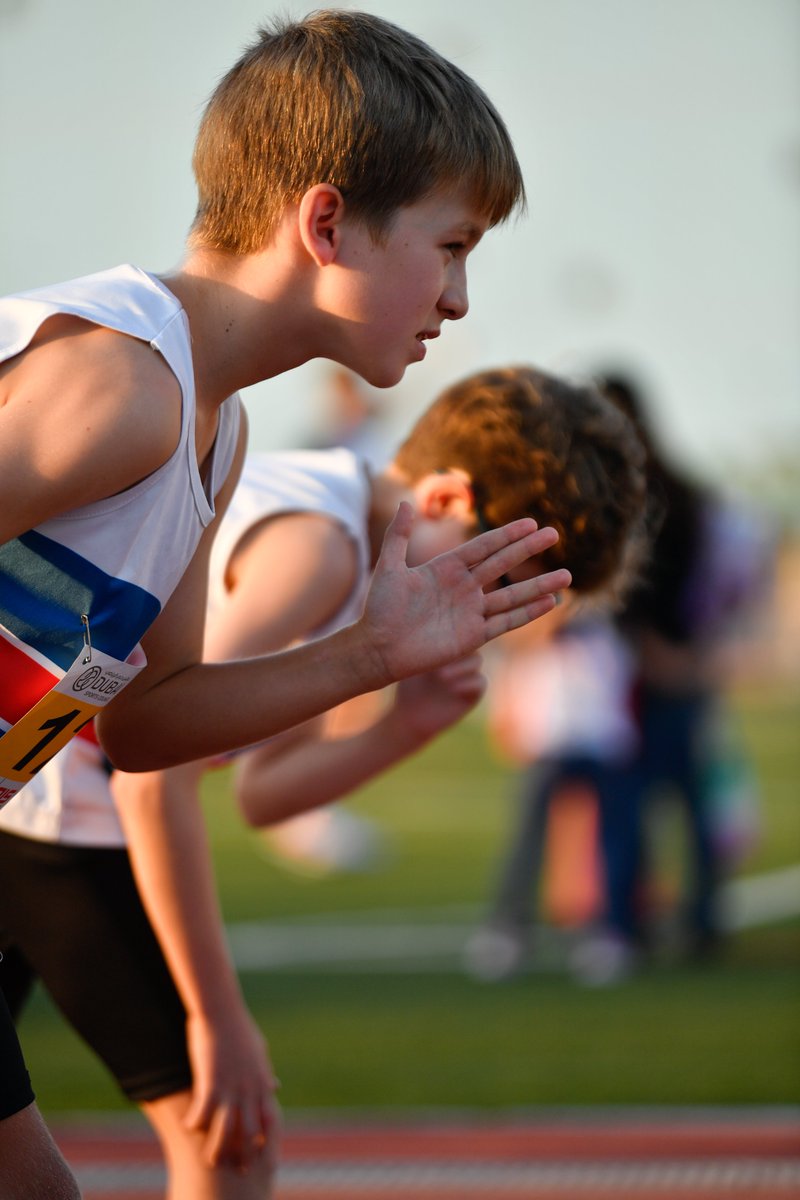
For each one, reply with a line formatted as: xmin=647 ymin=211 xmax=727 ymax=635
xmin=466 ymin=371 xmax=772 ymax=986
xmin=586 ymin=374 xmax=773 ymax=976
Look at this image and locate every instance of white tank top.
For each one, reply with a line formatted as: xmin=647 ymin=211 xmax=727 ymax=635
xmin=0 ymin=264 xmax=241 ymax=841
xmin=208 ymin=448 xmax=372 ymax=639
xmin=1 ymin=447 xmax=371 ymax=845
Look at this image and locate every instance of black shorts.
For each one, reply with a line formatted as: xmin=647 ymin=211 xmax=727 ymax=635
xmin=0 ymin=984 xmax=35 ymax=1120
xmin=0 ymin=829 xmax=191 ymax=1103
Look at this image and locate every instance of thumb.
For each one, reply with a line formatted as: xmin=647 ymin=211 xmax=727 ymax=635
xmin=375 ymin=501 xmax=414 ymax=571
xmin=183 ymin=1085 xmax=213 ymax=1132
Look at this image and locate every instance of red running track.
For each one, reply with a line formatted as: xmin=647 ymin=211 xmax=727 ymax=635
xmin=54 ymin=1110 xmax=800 ymax=1199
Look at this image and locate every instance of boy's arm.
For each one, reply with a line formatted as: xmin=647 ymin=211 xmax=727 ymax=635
xmin=202 ymin=510 xmax=360 ymax=661
xmin=0 ymin=319 xmax=182 ymax=542
xmin=111 ymin=765 xmax=280 ymax=1173
xmin=235 ymin=656 xmax=486 ymax=826
xmin=97 ymin=510 xmax=571 ymax=771
xmin=106 ymin=424 xmax=282 ymax=1171
xmin=106 ymin=503 xmax=359 ymax=1166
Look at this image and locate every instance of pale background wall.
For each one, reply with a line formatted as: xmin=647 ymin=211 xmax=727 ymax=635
xmin=1 ymin=0 xmax=798 ymax=502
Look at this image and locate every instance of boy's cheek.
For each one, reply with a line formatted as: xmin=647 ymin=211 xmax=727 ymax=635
xmin=405 ymin=519 xmax=472 ymax=566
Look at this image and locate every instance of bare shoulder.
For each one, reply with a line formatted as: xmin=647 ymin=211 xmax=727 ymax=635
xmin=0 ymin=315 xmax=182 ymax=540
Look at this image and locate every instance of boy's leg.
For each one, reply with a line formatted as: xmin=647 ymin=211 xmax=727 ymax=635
xmin=0 ymin=1103 xmax=82 ymax=1200
xmin=464 ymin=761 xmax=556 ymax=980
xmin=568 ymin=758 xmax=646 ymax=987
xmin=594 ymin=757 xmax=645 ymax=943
xmin=490 ymin=760 xmax=557 ymax=929
xmin=0 ymin=831 xmax=275 ymax=1199
xmin=661 ymin=692 xmax=721 ymax=950
xmin=0 ymin=987 xmax=81 ymax=1199
xmin=0 ymin=832 xmax=192 ymax=1103
xmin=143 ymin=1091 xmax=276 ymax=1200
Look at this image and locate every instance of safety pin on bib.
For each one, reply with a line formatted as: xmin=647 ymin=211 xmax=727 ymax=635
xmin=81 ymin=613 xmax=92 ymax=664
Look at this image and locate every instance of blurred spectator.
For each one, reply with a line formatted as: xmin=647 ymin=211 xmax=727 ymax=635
xmin=466 ymin=371 xmax=773 ymax=985
xmin=464 ymin=609 xmax=640 ymax=982
xmin=584 ymin=373 xmax=773 ymax=975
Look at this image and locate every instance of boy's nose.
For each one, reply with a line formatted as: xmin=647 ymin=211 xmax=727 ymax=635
xmin=439 ymin=286 xmax=469 ymax=321
xmin=439 ymin=267 xmax=469 ymax=321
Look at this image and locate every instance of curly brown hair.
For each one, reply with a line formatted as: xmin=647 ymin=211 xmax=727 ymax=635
xmin=394 ymin=366 xmax=649 ymax=599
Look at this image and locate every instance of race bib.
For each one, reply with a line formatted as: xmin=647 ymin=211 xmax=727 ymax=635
xmin=0 ymin=645 xmax=145 ymax=807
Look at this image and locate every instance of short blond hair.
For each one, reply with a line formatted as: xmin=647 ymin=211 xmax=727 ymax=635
xmin=190 ymin=10 xmax=525 ymax=253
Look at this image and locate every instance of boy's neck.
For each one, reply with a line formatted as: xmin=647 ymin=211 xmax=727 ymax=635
xmin=159 ymin=241 xmax=323 ymax=411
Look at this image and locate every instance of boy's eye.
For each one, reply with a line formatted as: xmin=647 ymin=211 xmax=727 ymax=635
xmin=445 ymin=242 xmax=466 ymax=256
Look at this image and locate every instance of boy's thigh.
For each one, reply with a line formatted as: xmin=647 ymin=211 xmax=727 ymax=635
xmin=0 ymin=830 xmax=191 ymax=1103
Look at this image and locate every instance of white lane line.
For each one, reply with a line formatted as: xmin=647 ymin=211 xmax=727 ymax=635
xmin=720 ymin=864 xmax=800 ymax=930
xmin=226 ymin=866 xmax=800 ymax=971
xmin=72 ymin=1158 xmax=800 ymax=1194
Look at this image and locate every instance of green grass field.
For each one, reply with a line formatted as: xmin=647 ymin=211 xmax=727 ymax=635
xmin=17 ymin=680 xmax=800 ymax=1116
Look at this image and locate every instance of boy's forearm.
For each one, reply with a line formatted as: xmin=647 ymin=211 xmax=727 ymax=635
xmin=113 ymin=767 xmax=245 ymax=1019
xmin=236 ymin=703 xmax=430 ymax=827
xmin=98 ymin=622 xmax=388 ymax=772
xmin=98 ymin=517 xmax=570 ymax=772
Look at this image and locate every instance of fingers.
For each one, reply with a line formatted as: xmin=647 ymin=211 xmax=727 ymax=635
xmin=483 ymin=567 xmax=572 ymax=617
xmin=261 ymin=1094 xmax=283 ymax=1172
xmin=202 ymin=1098 xmax=279 ymax=1172
xmin=483 ymin=589 xmax=565 ymax=642
xmin=186 ymin=1077 xmax=281 ymax=1172
xmin=468 ymin=524 xmax=561 ymax=590
xmin=436 ymin=655 xmax=486 ymax=698
xmin=449 ymin=675 xmax=487 ymax=704
xmin=455 ymin=517 xmax=542 ymax=568
xmin=204 ymin=1104 xmax=239 ymax=1169
xmin=436 ymin=652 xmax=483 ymax=681
xmin=481 ymin=563 xmax=572 ymax=644
xmin=182 ymin=1089 xmax=213 ymax=1135
xmin=375 ymin=501 xmax=415 ymax=571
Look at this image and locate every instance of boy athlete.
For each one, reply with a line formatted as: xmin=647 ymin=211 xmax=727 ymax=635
xmin=0 ymin=367 xmax=646 ymax=1198
xmin=0 ymin=12 xmax=572 ymax=1197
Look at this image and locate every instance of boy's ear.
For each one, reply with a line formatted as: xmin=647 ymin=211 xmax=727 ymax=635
xmin=414 ymin=469 xmax=475 ymax=520
xmin=298 ymin=183 xmax=346 ymax=266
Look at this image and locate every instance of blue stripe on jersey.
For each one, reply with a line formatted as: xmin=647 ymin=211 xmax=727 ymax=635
xmin=0 ymin=529 xmax=161 ymax=670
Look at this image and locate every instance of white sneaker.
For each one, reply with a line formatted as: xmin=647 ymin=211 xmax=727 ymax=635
xmin=463 ymin=924 xmax=528 ymax=982
xmin=262 ymin=807 xmax=386 ymax=875
xmin=569 ymin=931 xmax=638 ymax=987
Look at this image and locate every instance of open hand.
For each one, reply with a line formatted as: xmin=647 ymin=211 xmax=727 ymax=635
xmin=360 ymin=503 xmax=571 ymax=684
xmin=183 ymin=1009 xmax=281 ymax=1176
xmin=394 ymin=654 xmax=487 ymax=741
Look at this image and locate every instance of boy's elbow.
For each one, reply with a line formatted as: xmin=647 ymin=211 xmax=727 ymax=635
xmin=239 ymin=805 xmax=264 ymax=830
xmin=99 ymin=741 xmax=168 ymax=774
xmin=234 ymin=762 xmax=277 ymax=828
xmin=236 ymin=784 xmax=267 ymax=828
xmin=95 ymin=712 xmax=170 ymax=773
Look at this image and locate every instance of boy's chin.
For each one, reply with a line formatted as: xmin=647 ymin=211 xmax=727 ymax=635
xmin=334 ymin=348 xmax=416 ymax=390
xmin=358 ymin=362 xmax=408 ymax=390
